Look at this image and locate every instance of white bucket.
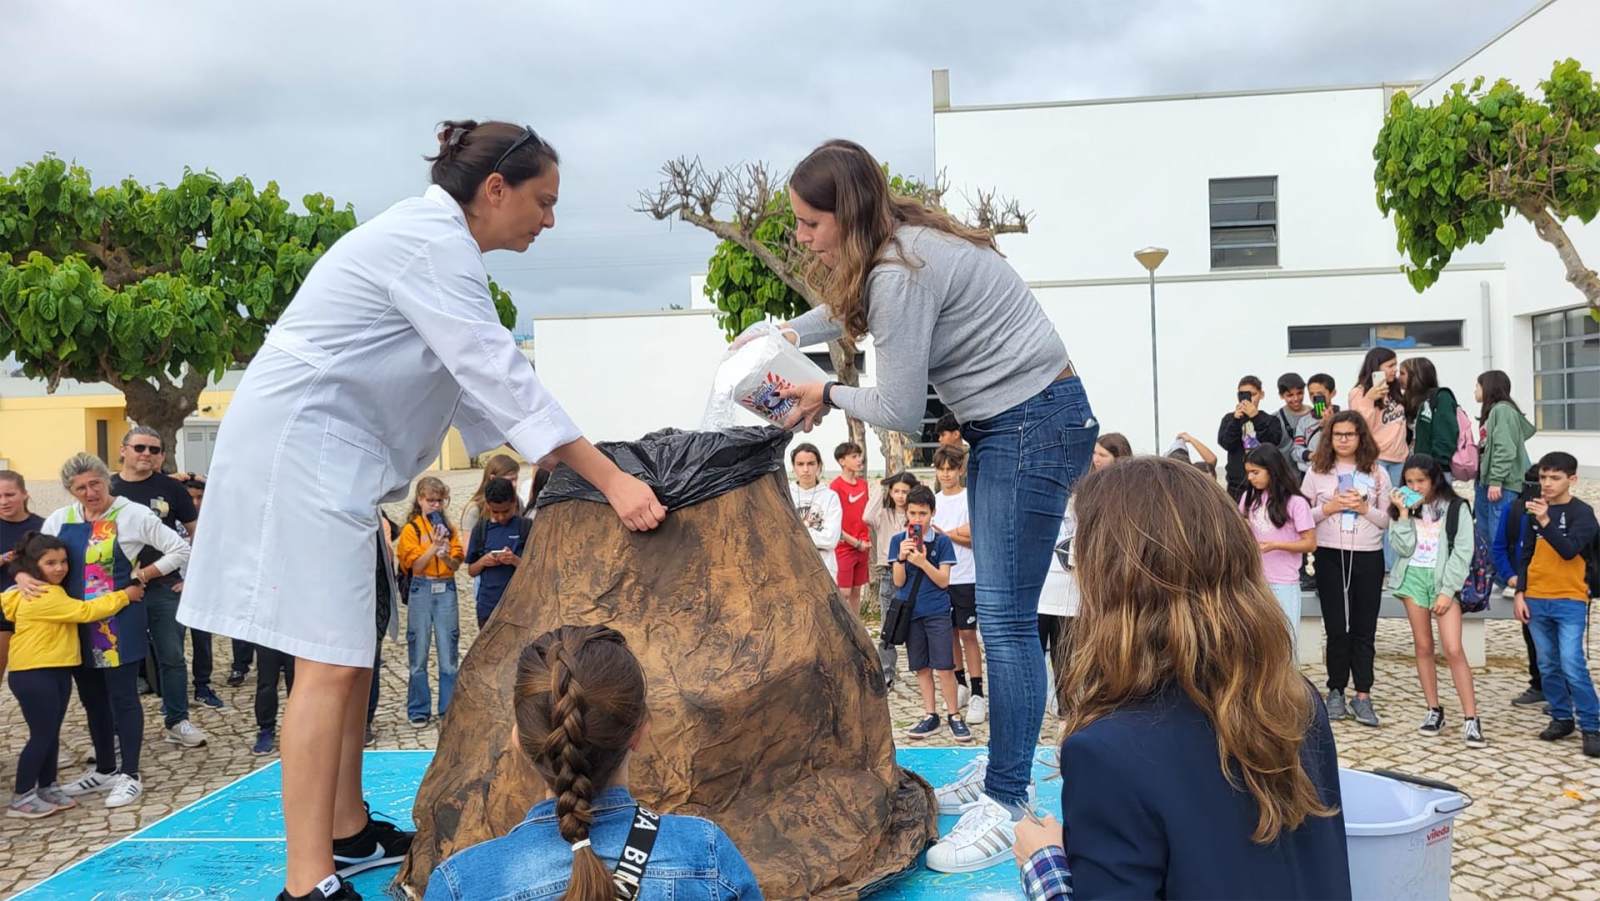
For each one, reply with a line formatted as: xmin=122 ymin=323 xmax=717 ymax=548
xmin=1340 ymin=768 xmax=1472 ymax=901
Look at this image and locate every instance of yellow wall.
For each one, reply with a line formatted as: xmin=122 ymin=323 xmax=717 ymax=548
xmin=0 ymin=386 xmax=478 ymax=481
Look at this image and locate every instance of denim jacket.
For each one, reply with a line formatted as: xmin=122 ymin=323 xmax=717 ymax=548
xmin=424 ymin=786 xmax=764 ymax=901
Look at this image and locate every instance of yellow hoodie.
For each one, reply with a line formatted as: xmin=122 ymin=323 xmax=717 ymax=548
xmin=0 ymin=585 xmax=134 ymax=671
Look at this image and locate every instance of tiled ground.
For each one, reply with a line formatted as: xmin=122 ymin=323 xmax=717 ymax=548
xmin=2 ymin=470 xmax=1597 ymax=899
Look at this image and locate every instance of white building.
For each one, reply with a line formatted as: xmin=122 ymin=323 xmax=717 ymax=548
xmin=540 ymin=0 xmax=1600 ymax=472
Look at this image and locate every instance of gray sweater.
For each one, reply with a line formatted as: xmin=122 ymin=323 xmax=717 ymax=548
xmin=788 ymin=226 xmax=1072 ymax=433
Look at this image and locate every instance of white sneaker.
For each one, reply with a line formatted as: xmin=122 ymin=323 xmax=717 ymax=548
xmin=1502 ymin=585 xmax=1517 ymax=599
xmin=924 ymin=793 xmax=1019 ymax=873
xmin=967 ymin=695 xmax=988 ymax=725
xmin=956 ymin=683 xmax=972 ymax=710
xmin=105 ymin=774 xmax=143 ymax=808
xmin=933 ymin=754 xmax=1037 ymax=815
xmin=165 ymin=719 xmax=208 ymax=748
xmin=61 ymin=767 xmax=114 ymax=797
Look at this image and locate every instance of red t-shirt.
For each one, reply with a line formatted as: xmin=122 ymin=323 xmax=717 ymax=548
xmin=831 ymin=476 xmax=871 ymax=547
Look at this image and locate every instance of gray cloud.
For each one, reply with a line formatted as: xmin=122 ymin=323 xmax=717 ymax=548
xmin=2 ymin=0 xmax=1525 ymax=327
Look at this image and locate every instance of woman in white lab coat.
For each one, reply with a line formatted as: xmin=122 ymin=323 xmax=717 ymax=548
xmin=179 ymin=121 xmax=665 ymax=901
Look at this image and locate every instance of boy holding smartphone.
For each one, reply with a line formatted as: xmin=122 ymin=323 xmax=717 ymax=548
xmin=890 ymin=485 xmax=965 ymax=743
xmin=1218 ymin=375 xmax=1285 ymax=500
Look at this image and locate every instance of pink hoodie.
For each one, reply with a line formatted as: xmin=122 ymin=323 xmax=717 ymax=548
xmin=1347 ymin=385 xmax=1408 ymax=464
xmin=1301 ymin=464 xmax=1393 ymax=551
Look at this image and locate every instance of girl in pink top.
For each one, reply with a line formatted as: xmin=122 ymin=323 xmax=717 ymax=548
xmin=1349 ymin=348 xmax=1407 ymax=570
xmin=1301 ymin=411 xmax=1393 ymax=729
xmin=1239 ymin=446 xmax=1316 ymax=662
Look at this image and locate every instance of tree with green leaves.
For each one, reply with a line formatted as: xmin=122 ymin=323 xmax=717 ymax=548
xmin=638 ymin=157 xmax=1028 ymax=471
xmin=0 ymin=155 xmax=518 ymax=466
xmin=1375 ymin=58 xmax=1600 ymax=310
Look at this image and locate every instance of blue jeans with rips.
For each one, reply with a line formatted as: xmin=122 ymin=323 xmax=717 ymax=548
xmin=963 ymin=375 xmax=1098 ymax=808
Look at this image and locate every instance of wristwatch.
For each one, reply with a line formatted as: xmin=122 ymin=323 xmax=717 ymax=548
xmin=822 ymin=381 xmax=840 ymax=408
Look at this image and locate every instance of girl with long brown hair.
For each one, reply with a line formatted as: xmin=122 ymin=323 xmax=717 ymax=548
xmin=1302 ymin=411 xmax=1393 ymax=728
xmin=1013 ymin=457 xmax=1348 ymax=899
xmin=749 ymin=138 xmax=1097 ymax=873
xmin=424 ymin=625 xmax=761 ymax=900
xmin=460 ymin=454 xmax=521 ymax=538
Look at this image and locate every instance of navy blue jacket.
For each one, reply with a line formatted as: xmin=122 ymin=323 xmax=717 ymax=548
xmin=1059 ymin=684 xmax=1351 ymax=900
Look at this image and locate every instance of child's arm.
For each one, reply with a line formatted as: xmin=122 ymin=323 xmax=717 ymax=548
xmin=441 ymin=529 xmax=464 ymax=573
xmin=1271 ymin=529 xmax=1317 ymax=555
xmin=1181 ymin=432 xmax=1219 ymax=468
xmin=1388 ymin=517 xmax=1418 ymax=557
xmin=396 ymin=522 xmax=430 ymax=575
xmin=19 ymin=587 xmax=134 ymax=623
xmin=1537 ymin=502 xmax=1598 ymax=560
xmin=1439 ymin=505 xmax=1475 ymax=597
xmin=918 ymin=558 xmax=953 ymax=590
xmin=943 ymin=523 xmax=972 ymax=548
xmin=1217 ymin=413 xmax=1243 ymax=451
xmin=891 ymin=536 xmax=907 ymax=588
xmin=1359 ymin=469 xmax=1393 ymax=529
xmin=465 ymin=530 xmax=493 ymax=577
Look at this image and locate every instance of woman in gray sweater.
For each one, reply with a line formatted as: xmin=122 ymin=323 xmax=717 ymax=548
xmin=763 ymin=139 xmax=1097 ymax=875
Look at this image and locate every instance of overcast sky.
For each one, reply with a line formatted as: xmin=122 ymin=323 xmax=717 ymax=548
xmin=3 ymin=0 xmax=1526 ymax=330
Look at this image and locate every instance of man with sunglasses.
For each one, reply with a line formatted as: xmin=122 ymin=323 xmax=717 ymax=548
xmin=111 ymin=425 xmax=210 ymax=750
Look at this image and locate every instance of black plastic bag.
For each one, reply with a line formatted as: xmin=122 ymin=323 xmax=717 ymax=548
xmin=537 ymin=426 xmax=792 ymax=511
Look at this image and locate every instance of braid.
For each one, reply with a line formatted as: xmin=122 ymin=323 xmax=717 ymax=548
xmin=545 ymin=636 xmax=597 ymax=842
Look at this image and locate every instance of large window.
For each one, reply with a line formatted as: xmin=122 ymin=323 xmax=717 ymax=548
xmin=1532 ymin=307 xmax=1600 ymax=431
xmin=1288 ymin=320 xmax=1464 ymax=354
xmin=1210 ymin=176 xmax=1278 ymax=269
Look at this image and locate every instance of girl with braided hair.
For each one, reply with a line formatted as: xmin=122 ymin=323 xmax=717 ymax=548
xmin=424 ymin=625 xmax=762 ymax=900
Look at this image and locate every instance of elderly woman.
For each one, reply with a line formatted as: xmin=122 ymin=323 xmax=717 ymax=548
xmin=11 ymin=453 xmax=190 ymax=809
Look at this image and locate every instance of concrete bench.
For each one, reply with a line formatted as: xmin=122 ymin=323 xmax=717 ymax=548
xmin=1297 ymin=590 xmax=1511 ymax=668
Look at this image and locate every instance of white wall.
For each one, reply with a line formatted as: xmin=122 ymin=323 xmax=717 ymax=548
xmin=533 ymin=309 xmax=869 ymax=474
xmin=934 ymin=86 xmax=1405 ymax=284
xmin=1040 ymin=268 xmax=1503 ymax=454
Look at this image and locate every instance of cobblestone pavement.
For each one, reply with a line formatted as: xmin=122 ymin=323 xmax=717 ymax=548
xmin=2 ymin=471 xmax=1598 ymax=898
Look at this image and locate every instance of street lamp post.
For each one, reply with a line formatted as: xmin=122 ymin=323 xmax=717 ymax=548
xmin=1134 ymin=247 xmax=1169 ymax=452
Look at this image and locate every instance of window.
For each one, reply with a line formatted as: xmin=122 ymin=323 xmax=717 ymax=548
xmin=1210 ymin=177 xmax=1278 ymax=268
xmin=1287 ymin=320 xmax=1464 ymax=354
xmin=1532 ymin=307 xmax=1600 ymax=431
xmin=803 ymin=350 xmax=867 ymax=376
xmin=909 ymin=386 xmax=948 ymax=468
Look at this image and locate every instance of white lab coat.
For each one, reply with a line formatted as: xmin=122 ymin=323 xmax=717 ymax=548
xmin=791 ymin=481 xmax=842 ymax=580
xmin=179 ymin=186 xmax=582 ymax=666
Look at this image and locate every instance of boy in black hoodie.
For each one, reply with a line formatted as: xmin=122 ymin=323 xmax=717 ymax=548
xmin=1217 ymin=375 xmax=1284 ymax=500
xmin=1513 ymin=451 xmax=1600 ymax=757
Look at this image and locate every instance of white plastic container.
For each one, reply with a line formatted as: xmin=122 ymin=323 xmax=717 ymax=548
xmin=702 ymin=330 xmax=831 ymax=430
xmin=1340 ymin=768 xmax=1472 ymax=901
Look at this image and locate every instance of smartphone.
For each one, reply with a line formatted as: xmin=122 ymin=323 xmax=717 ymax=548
xmin=427 ymin=511 xmax=447 ymax=532
xmin=1311 ymin=394 xmax=1328 ymax=418
xmin=1396 ymin=486 xmax=1424 ymax=508
xmin=908 ymin=523 xmax=925 ymax=550
xmin=1337 ymin=472 xmax=1355 ymax=495
xmin=1372 ymin=371 xmax=1387 ymax=388
xmin=1237 ymin=390 xmax=1253 ymax=403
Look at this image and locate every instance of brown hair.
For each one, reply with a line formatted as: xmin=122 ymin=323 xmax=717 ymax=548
xmin=1309 ymin=410 xmax=1380 ymax=474
xmin=931 ymin=444 xmax=967 ymax=472
xmin=1061 ymin=457 xmax=1337 ymax=843
xmin=790 ymin=139 xmax=997 ymax=339
xmin=1095 ymin=432 xmax=1133 ymax=459
xmin=1399 ymin=356 xmax=1439 ymax=422
xmin=0 ymin=470 xmax=31 ymax=516
xmin=468 ymin=454 xmax=521 ymax=515
xmin=425 ymin=120 xmax=560 ymax=207
xmin=407 ymin=476 xmax=455 ymax=533
xmin=514 ymin=626 xmax=648 ymax=901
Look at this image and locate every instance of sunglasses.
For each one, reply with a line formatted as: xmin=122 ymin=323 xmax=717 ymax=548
xmin=128 ymin=443 xmax=164 ymax=455
xmin=491 ymin=127 xmax=546 ymax=174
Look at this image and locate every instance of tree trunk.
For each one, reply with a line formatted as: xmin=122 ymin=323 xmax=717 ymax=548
xmin=874 ymin=427 xmax=909 ymax=476
xmin=1518 ymin=201 xmax=1600 ymax=311
xmin=826 ymin=338 xmax=868 ymax=455
xmin=110 ymin=366 xmax=210 ymax=473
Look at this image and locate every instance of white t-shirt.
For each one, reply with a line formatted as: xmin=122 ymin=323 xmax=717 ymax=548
xmin=791 ymin=481 xmax=842 ymax=578
xmin=1040 ymin=502 xmax=1078 ymax=617
xmin=932 ymin=488 xmax=975 ymax=585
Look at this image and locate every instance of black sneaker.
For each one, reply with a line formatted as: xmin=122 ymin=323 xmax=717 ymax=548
xmin=227 ymin=670 xmax=248 ymax=688
xmin=1539 ymin=719 xmax=1577 ymax=741
xmin=1418 ymin=708 xmax=1445 ymax=736
xmin=277 ymin=874 xmax=361 ymax=900
xmin=1511 ymin=685 xmax=1545 ymax=707
xmin=1463 ymin=717 xmax=1487 ymax=748
xmin=333 ymin=805 xmax=413 ymax=878
xmin=1584 ymin=732 xmax=1600 ymax=758
xmin=907 ymin=713 xmax=941 ymax=740
xmin=195 ymin=685 xmax=225 ymax=709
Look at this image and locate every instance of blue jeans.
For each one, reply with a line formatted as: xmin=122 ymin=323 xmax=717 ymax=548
xmin=406 ymin=578 xmax=460 ymax=721
xmin=964 ymin=376 xmax=1097 ymax=808
xmin=1379 ymin=461 xmax=1404 ymax=571
xmin=1474 ymin=484 xmax=1517 ymax=588
xmin=1525 ymin=598 xmax=1599 ymax=732
xmin=144 ymin=580 xmax=190 ymax=728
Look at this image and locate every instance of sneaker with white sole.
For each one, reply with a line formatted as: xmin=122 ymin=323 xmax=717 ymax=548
xmin=7 ymin=791 xmax=56 ymax=819
xmin=34 ymin=784 xmax=76 ymax=811
xmin=924 ymin=793 xmax=1019 ymax=873
xmin=105 ymin=774 xmax=143 ymax=808
xmin=907 ymin=713 xmax=942 ymax=740
xmin=1463 ymin=717 xmax=1487 ymax=748
xmin=956 ymin=683 xmax=971 ymax=710
xmin=61 ymin=767 xmax=115 ymax=797
xmin=967 ymin=694 xmax=988 ymax=725
xmin=333 ymin=806 xmax=414 ymax=879
xmin=165 ymin=719 xmax=209 ymax=748
xmin=933 ymin=754 xmax=1038 ymax=815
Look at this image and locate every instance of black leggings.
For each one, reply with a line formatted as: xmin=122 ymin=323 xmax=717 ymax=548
xmin=73 ymin=661 xmax=144 ymax=779
xmin=9 ymin=668 xmax=73 ymax=794
xmin=255 ymin=646 xmax=296 ymax=731
xmin=1039 ymin=615 xmax=1071 ymax=707
xmin=1313 ymin=547 xmax=1385 ymax=694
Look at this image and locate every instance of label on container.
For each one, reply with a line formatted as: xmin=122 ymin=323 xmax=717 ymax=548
xmin=739 ymin=371 xmax=799 ymax=424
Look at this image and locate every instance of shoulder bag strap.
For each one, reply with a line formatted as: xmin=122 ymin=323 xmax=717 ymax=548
xmin=612 ymin=806 xmax=661 ymax=900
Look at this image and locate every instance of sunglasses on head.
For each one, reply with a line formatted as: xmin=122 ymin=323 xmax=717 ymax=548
xmin=492 ymin=127 xmax=546 ymax=174
xmin=128 ymin=443 xmax=164 ymax=454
